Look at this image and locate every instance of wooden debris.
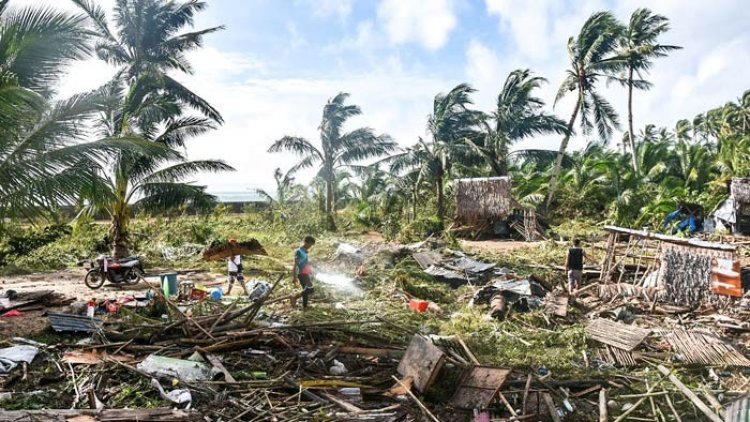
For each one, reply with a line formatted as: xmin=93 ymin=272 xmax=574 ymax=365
xmin=664 ymin=329 xmax=750 ymax=367
xmin=397 ymin=335 xmax=446 ymax=393
xmin=597 ymin=346 xmax=638 ymax=367
xmin=544 ymin=294 xmax=569 ymax=317
xmin=585 ymin=318 xmax=650 ymax=351
xmin=613 ymin=377 xmax=662 ymax=422
xmin=203 ymin=353 xmax=237 ymax=383
xmin=0 ymin=408 xmax=199 ymax=421
xmin=542 ymin=392 xmax=562 ymax=422
xmin=599 ymin=388 xmax=607 ymax=422
xmin=391 ymin=376 xmax=442 ymax=422
xmin=449 ymin=366 xmax=511 ymax=409
xmin=656 ymin=365 xmax=723 ymax=422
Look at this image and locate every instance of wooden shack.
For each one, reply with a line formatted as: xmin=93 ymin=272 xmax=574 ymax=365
xmin=599 ymin=226 xmax=742 ymax=307
xmin=731 ymin=178 xmax=750 ymax=234
xmin=453 ymin=177 xmax=542 ymax=240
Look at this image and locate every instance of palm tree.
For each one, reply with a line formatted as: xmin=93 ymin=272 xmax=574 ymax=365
xmin=616 ymin=8 xmax=680 ymax=173
xmin=468 ymin=69 xmax=568 ymax=176
xmin=73 ymin=0 xmax=223 ymax=123
xmin=0 ymin=2 xmax=150 ymax=222
xmin=547 ymin=12 xmax=624 ymax=207
xmin=75 ymin=0 xmax=231 ymax=256
xmin=268 ymin=92 xmax=395 ymax=230
xmin=426 ymin=83 xmax=483 ymax=222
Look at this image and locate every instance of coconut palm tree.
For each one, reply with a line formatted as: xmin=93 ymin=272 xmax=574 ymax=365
xmin=73 ymin=0 xmax=222 ymax=123
xmin=426 ymin=83 xmax=483 ymax=222
xmin=468 ymin=69 xmax=568 ymax=176
xmin=74 ymin=0 xmax=231 ymax=256
xmin=547 ymin=11 xmax=624 ymax=207
xmin=268 ymin=92 xmax=395 ymax=230
xmin=0 ymin=2 xmax=152 ymax=222
xmin=615 ymin=8 xmax=680 ymax=173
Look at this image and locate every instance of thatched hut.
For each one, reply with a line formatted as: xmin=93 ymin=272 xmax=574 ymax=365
xmin=455 ymin=177 xmax=512 ymax=226
xmin=731 ymin=178 xmax=750 ymax=234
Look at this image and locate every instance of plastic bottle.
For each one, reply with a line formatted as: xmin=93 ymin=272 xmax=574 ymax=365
xmin=87 ymin=299 xmax=96 ymax=318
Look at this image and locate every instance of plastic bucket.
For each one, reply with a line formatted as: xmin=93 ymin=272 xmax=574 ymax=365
xmin=160 ymin=273 xmax=178 ymax=296
xmin=210 ymin=288 xmax=223 ymax=301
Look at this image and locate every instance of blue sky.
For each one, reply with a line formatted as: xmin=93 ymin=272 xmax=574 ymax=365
xmin=16 ymin=0 xmax=750 ymax=193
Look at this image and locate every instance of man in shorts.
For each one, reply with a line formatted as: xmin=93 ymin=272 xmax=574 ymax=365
xmin=565 ymin=239 xmax=586 ymax=294
xmin=292 ymin=236 xmax=316 ymax=308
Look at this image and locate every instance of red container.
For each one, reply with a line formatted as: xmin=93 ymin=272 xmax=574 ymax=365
xmin=409 ymin=299 xmax=429 ymax=312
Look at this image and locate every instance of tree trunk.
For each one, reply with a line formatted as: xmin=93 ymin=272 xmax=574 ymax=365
xmin=110 ymin=209 xmax=130 ymax=259
xmin=436 ymin=171 xmax=445 ymax=228
xmin=546 ymin=95 xmax=582 ymax=209
xmin=325 ymin=175 xmax=336 ymax=231
xmin=627 ymin=67 xmax=640 ymax=174
xmin=412 ymin=188 xmax=418 ymax=223
xmin=498 ymin=137 xmax=509 ymax=176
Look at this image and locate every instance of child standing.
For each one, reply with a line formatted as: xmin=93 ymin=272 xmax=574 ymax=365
xmin=225 ymin=239 xmax=249 ymax=296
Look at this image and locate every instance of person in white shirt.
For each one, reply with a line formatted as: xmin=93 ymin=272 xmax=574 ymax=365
xmin=225 ymin=240 xmax=249 ymax=295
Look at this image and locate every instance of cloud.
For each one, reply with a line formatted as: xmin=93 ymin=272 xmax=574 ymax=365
xmin=173 ymin=48 xmax=452 ymax=192
xmin=377 ymin=0 xmax=457 ymax=50
xmin=296 ymin=0 xmax=353 ymax=21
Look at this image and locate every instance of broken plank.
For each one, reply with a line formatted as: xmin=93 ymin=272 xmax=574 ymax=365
xmin=397 ymin=335 xmax=446 ymax=393
xmin=203 ymin=353 xmax=237 ymax=383
xmin=449 ymin=366 xmax=511 ymax=409
xmin=542 ymin=393 xmax=562 ymax=422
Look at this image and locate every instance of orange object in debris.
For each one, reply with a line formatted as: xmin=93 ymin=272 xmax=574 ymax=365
xmin=711 ymin=259 xmax=743 ymax=297
xmin=409 ymin=299 xmax=429 ymax=312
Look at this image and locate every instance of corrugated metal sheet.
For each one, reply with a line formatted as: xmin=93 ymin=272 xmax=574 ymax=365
xmin=724 ymin=395 xmax=750 ymax=422
xmin=47 ymin=312 xmax=103 ymax=333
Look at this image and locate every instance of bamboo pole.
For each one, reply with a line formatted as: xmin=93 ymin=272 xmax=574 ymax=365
xmin=656 ymin=365 xmax=723 ymax=422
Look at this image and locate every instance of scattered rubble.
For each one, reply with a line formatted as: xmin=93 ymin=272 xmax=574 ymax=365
xmin=1 ymin=232 xmax=750 ymax=421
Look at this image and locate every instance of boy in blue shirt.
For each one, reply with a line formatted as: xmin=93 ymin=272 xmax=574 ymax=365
xmin=292 ymin=236 xmax=316 ymax=308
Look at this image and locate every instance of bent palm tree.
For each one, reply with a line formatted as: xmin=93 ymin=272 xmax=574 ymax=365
xmin=468 ymin=69 xmax=568 ymax=176
xmin=75 ymin=0 xmax=230 ymax=256
xmin=426 ymin=83 xmax=483 ymax=222
xmin=268 ymin=92 xmax=395 ymax=230
xmin=547 ymin=12 xmax=623 ymax=207
xmin=616 ymin=8 xmax=680 ymax=173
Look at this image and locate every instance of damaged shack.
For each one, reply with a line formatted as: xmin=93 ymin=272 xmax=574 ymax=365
xmin=453 ymin=176 xmax=543 ymax=241
xmin=599 ymin=225 xmax=746 ymax=306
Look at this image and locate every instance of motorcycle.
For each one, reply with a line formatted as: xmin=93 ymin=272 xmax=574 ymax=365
xmin=84 ymin=255 xmax=145 ymax=289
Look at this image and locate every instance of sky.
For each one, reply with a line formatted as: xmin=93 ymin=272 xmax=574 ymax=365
xmin=12 ymin=0 xmax=750 ymax=194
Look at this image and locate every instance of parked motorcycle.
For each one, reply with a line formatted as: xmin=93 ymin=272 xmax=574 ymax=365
xmin=84 ymin=255 xmax=145 ymax=289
